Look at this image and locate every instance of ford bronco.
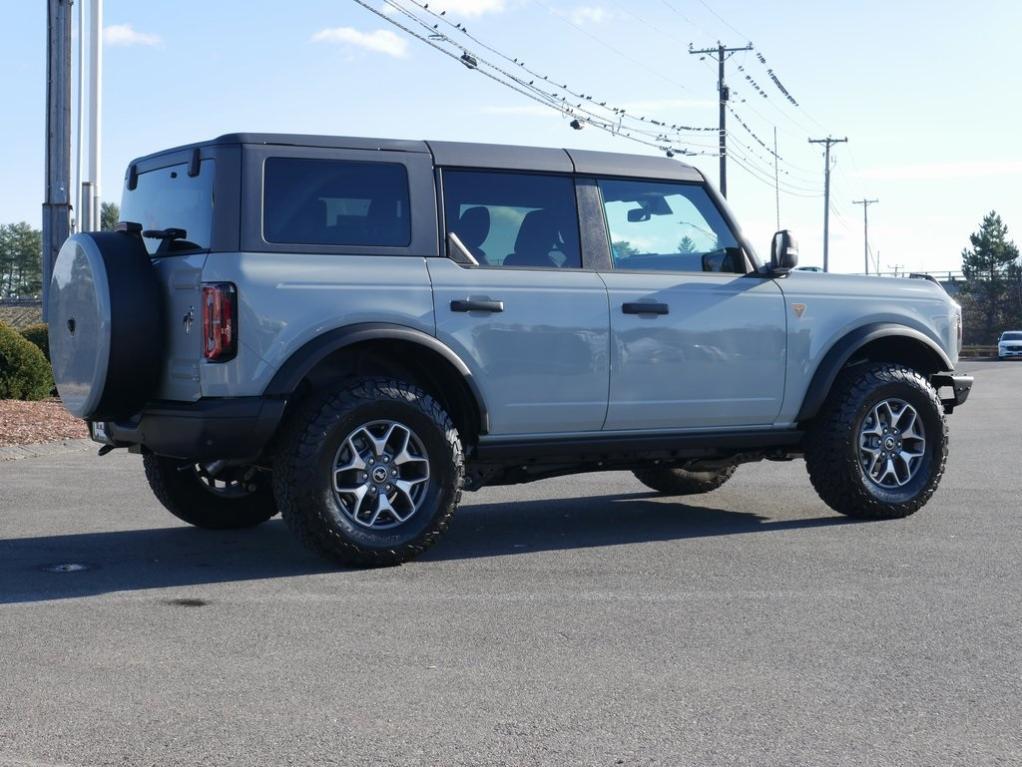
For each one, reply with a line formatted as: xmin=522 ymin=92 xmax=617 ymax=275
xmin=48 ymin=134 xmax=973 ymax=566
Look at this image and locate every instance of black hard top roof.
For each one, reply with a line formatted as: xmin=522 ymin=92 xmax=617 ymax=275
xmin=129 ymin=133 xmax=704 ymax=183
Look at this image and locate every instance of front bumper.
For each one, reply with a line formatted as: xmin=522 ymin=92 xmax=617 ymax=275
xmin=931 ymin=372 xmax=973 ymax=413
xmin=90 ymin=397 xmax=286 ymax=462
xmin=999 ymin=347 xmax=1022 ymax=358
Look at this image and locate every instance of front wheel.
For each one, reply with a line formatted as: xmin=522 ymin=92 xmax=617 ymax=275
xmin=143 ymin=455 xmax=278 ymax=529
xmin=272 ymin=377 xmax=464 ymax=567
xmin=804 ymin=363 xmax=948 ymax=519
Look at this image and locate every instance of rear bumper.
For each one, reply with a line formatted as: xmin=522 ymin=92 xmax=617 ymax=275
xmin=91 ymin=397 xmax=286 ymax=462
xmin=931 ymin=372 xmax=973 ymax=413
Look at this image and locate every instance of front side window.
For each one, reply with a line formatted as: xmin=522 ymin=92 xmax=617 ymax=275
xmin=263 ymin=158 xmax=411 ymax=247
xmin=598 ymin=178 xmax=743 ymax=273
xmin=121 ymin=160 xmax=214 ymax=255
xmin=442 ymin=170 xmax=581 ymax=269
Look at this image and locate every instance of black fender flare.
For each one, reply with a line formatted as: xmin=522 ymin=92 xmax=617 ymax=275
xmin=797 ymin=323 xmax=953 ymax=422
xmin=264 ymin=322 xmax=489 ymax=433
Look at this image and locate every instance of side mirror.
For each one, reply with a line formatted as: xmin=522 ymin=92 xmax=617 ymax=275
xmin=770 ymin=230 xmax=799 ymax=274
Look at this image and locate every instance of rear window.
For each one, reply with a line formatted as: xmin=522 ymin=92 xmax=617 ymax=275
xmin=121 ymin=160 xmax=214 ymax=255
xmin=263 ymin=158 xmax=411 ymax=247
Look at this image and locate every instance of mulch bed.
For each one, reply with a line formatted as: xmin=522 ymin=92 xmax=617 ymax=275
xmin=0 ymin=399 xmax=89 ymax=447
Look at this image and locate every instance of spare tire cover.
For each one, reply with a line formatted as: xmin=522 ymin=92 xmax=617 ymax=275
xmin=49 ymin=231 xmax=165 ymax=420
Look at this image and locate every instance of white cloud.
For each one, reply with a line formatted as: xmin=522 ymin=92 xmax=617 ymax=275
xmin=853 ymin=161 xmax=1022 ymax=181
xmin=568 ymin=6 xmax=610 ymax=24
xmin=383 ymin=0 xmax=505 ymax=17
xmin=311 ymin=27 xmax=408 ymax=58
xmin=103 ymin=24 xmax=161 ymax=47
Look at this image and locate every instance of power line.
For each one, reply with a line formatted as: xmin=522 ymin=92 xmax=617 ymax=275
xmin=725 ymin=104 xmax=817 ymax=177
xmin=355 ymin=1 xmax=830 ymax=200
xmin=385 ymin=0 xmax=717 ymax=138
xmin=694 ymin=0 xmax=749 ymax=40
xmin=354 ymin=0 xmax=719 ymax=159
xmin=527 ymin=0 xmax=693 ymax=92
xmin=655 ymin=0 xmax=707 ymax=36
xmin=773 ymin=126 xmax=780 ymax=229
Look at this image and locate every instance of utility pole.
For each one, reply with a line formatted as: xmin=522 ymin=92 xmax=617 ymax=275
xmin=773 ymin=126 xmax=780 ymax=230
xmin=808 ymin=135 xmax=847 ymax=272
xmin=688 ymin=41 xmax=753 ymax=198
xmin=852 ymin=198 xmax=879 ymax=275
xmin=43 ymin=0 xmax=73 ymax=318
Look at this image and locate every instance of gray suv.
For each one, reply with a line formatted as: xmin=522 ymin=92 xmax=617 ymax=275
xmin=48 ymin=133 xmax=973 ymax=566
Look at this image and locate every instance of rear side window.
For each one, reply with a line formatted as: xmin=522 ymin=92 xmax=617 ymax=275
xmin=442 ymin=170 xmax=581 ymax=269
xmin=121 ymin=160 xmax=214 ymax=255
xmin=263 ymin=158 xmax=411 ymax=247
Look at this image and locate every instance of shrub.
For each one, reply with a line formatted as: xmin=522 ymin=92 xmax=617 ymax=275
xmin=20 ymin=323 xmax=49 ymax=361
xmin=0 ymin=322 xmax=53 ymax=400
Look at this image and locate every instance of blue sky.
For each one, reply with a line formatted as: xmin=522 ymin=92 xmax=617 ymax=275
xmin=3 ymin=0 xmax=1020 ymax=273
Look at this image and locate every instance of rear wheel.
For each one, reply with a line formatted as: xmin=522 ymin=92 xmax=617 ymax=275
xmin=143 ymin=455 xmax=278 ymax=529
xmin=273 ymin=377 xmax=464 ymax=567
xmin=632 ymin=464 xmax=737 ymax=496
xmin=804 ymin=363 xmax=947 ymax=519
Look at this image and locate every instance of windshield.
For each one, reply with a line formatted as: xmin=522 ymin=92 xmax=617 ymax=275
xmin=1002 ymin=332 xmax=1022 ymax=342
xmin=120 ymin=159 xmax=214 ymax=255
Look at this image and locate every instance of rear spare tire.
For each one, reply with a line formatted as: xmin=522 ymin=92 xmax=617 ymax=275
xmin=48 ymin=231 xmax=164 ymax=420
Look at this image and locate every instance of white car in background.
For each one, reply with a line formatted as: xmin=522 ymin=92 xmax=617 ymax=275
xmin=998 ymin=331 xmax=1022 ymax=360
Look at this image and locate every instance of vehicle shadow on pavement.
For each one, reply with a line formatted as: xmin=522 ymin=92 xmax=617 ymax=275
xmin=0 ymin=493 xmax=852 ymax=604
xmin=0 ymin=521 xmax=331 ymax=605
xmin=424 ymin=492 xmax=853 ymax=561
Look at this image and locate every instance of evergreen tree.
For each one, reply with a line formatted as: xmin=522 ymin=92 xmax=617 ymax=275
xmin=678 ymin=236 xmax=697 ymax=254
xmin=100 ymin=201 xmax=120 ymax=231
xmin=960 ymin=212 xmax=1021 ymax=343
xmin=0 ymin=222 xmax=43 ymax=298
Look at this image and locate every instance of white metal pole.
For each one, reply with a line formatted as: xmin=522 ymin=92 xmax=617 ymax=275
xmin=88 ymin=0 xmax=102 ymax=230
xmin=74 ymin=0 xmax=83 ymax=231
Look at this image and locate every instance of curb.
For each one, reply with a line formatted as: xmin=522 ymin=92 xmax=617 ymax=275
xmin=0 ymin=438 xmax=94 ymax=462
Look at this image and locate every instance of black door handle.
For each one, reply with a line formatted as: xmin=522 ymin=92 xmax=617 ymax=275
xmin=451 ymin=299 xmax=504 ymax=313
xmin=622 ymin=302 xmax=669 ymax=315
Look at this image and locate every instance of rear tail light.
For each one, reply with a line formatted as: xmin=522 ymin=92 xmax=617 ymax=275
xmin=202 ymin=282 xmax=237 ymax=362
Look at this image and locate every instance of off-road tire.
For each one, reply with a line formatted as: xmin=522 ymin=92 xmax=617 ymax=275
xmin=804 ymin=363 xmax=948 ymax=519
xmin=272 ymin=377 xmax=464 ymax=567
xmin=143 ymin=454 xmax=278 ymax=529
xmin=632 ymin=464 xmax=737 ymax=495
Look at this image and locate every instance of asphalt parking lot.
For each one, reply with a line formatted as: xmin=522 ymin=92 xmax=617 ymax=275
xmin=1 ymin=360 xmax=1019 ymax=767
